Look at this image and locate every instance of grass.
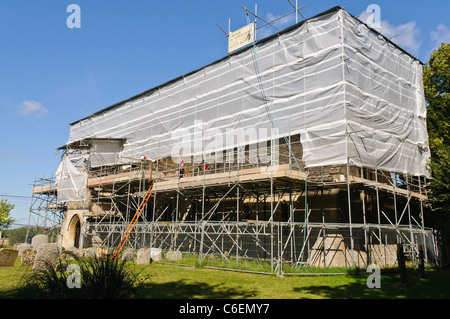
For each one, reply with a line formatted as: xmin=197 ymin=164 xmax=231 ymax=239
xmin=1 ymin=254 xmax=450 ymax=299
xmin=132 ymin=263 xmax=450 ymax=299
xmin=0 ymin=258 xmax=27 ymax=298
xmin=0 ymin=256 xmax=145 ymax=299
xmin=159 ymin=253 xmax=368 ymax=275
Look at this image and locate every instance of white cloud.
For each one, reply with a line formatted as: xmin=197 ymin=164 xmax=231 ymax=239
xmin=0 ymin=151 xmax=29 ymax=163
xmin=266 ymin=12 xmax=296 ymax=29
xmin=380 ymin=20 xmax=421 ymax=55
xmin=17 ymin=100 xmax=48 ymax=118
xmin=431 ymin=23 xmax=450 ymax=48
xmin=256 ymin=12 xmax=296 ymax=40
xmin=359 ymin=11 xmax=422 ymax=56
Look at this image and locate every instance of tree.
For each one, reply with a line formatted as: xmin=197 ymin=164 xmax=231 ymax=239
xmin=0 ymin=199 xmax=16 ymax=231
xmin=423 ymin=43 xmax=450 ymax=239
xmin=6 ymin=226 xmax=29 ymax=246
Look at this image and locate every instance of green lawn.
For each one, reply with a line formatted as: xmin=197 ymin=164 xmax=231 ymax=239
xmin=1 ymin=257 xmax=450 ymax=299
xmin=0 ymin=259 xmax=29 ymax=299
xmin=132 ymin=263 xmax=450 ymax=299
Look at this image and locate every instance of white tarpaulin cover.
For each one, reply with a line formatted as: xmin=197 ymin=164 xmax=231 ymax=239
xmin=55 ymin=155 xmax=88 ymax=202
xmin=88 ymin=139 xmax=124 ymax=167
xmin=65 ymin=7 xmax=430 ymax=177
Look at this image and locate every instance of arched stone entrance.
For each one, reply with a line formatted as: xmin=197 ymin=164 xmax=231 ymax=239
xmin=67 ymin=214 xmax=81 ymax=248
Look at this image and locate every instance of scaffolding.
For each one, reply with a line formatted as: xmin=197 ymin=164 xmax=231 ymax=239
xmin=26 ymin=176 xmax=67 ymax=243
xmin=69 ymin=137 xmax=437 ymax=272
xmin=29 ymin=5 xmax=439 ymax=272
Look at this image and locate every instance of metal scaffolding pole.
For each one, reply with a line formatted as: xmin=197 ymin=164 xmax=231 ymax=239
xmin=361 ymin=167 xmax=369 ymax=266
xmin=270 ymin=174 xmax=274 ymax=272
xmin=321 ymin=187 xmax=326 ymax=267
xmin=59 ymin=129 xmax=435 ymax=272
xmin=149 ymin=165 xmax=157 ymax=250
xmin=406 ymin=173 xmax=416 ymax=261
xmin=375 ymin=169 xmax=383 ymax=266
xmin=26 ymin=176 xmax=66 ymax=243
xmin=418 ymin=176 xmax=428 ymax=263
xmin=346 ymin=163 xmax=354 ymax=267
xmin=236 ymin=184 xmax=240 ymax=267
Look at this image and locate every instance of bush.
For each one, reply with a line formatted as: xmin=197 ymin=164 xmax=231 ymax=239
xmin=5 ymin=227 xmax=28 ymax=246
xmin=16 ymin=260 xmax=71 ymax=299
xmin=5 ymin=226 xmax=53 ymax=246
xmin=15 ymin=256 xmax=146 ymax=299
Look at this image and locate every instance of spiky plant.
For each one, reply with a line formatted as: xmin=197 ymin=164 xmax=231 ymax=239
xmin=78 ymin=256 xmax=143 ymax=299
xmin=16 ymin=256 xmax=146 ymax=299
xmin=17 ymin=260 xmax=72 ymax=299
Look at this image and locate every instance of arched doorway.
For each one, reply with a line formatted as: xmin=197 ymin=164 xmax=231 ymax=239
xmin=74 ymin=219 xmax=81 ymax=248
xmin=68 ymin=214 xmax=81 ymax=248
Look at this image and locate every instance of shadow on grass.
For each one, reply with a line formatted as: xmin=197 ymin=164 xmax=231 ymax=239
xmin=136 ymin=279 xmax=257 ymax=299
xmin=293 ymin=278 xmax=395 ymax=299
xmin=293 ymin=268 xmax=450 ymax=299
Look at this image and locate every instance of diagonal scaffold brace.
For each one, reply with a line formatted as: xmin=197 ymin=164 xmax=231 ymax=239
xmin=112 ymin=172 xmax=154 ymax=260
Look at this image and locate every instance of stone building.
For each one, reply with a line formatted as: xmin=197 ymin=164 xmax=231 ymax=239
xmin=31 ymin=7 xmax=436 ymax=269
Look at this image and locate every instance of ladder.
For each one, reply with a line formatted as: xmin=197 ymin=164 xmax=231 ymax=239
xmin=112 ymin=177 xmax=154 ymax=260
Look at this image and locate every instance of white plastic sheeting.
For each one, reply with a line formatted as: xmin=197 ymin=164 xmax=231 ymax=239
xmin=342 ymin=10 xmax=430 ymax=177
xmin=88 ymin=139 xmax=124 ymax=167
xmin=66 ymin=7 xmax=430 ymax=177
xmin=55 ymin=155 xmax=88 ymax=202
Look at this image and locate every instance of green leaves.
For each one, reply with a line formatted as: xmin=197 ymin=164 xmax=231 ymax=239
xmin=17 ymin=256 xmax=145 ymax=299
xmin=0 ymin=199 xmax=15 ymax=231
xmin=424 ymin=43 xmax=450 ymax=240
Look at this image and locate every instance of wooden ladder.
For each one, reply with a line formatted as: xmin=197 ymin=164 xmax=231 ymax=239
xmin=112 ymin=177 xmax=154 ymax=260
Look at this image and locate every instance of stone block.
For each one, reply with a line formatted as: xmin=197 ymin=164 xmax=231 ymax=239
xmin=33 ymin=243 xmax=60 ymax=273
xmin=60 ymin=247 xmax=85 ymax=259
xmin=166 ymin=250 xmax=182 ymax=262
xmin=21 ymin=248 xmax=36 ymax=266
xmin=150 ymin=248 xmax=162 ymax=262
xmin=84 ymin=247 xmax=97 ymax=258
xmin=31 ymin=234 xmax=48 ymax=250
xmin=122 ymin=248 xmax=135 ymax=262
xmin=60 ymin=248 xmax=76 ymax=260
xmin=308 ymin=234 xmax=348 ymax=267
xmin=136 ymin=248 xmax=151 ymax=265
xmin=17 ymin=243 xmax=32 ymax=257
xmin=0 ymin=249 xmax=19 ymax=267
xmin=60 ymin=247 xmax=84 ymax=259
xmin=73 ymin=248 xmax=84 ymax=258
xmin=96 ymin=247 xmax=109 ymax=259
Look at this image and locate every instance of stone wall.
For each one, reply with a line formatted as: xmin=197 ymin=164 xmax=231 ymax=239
xmin=308 ymin=233 xmax=398 ymax=268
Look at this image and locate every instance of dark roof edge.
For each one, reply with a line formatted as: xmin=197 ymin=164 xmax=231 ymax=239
xmin=69 ymin=5 xmax=422 ymax=127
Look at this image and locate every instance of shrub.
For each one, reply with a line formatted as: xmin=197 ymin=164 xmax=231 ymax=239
xmin=16 ymin=257 xmax=145 ymax=299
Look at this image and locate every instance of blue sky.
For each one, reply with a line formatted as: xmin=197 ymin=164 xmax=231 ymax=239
xmin=1 ymin=0 xmax=449 ymax=227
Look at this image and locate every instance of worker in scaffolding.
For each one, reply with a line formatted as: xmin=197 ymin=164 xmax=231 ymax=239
xmin=177 ymin=163 xmax=185 ymax=178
